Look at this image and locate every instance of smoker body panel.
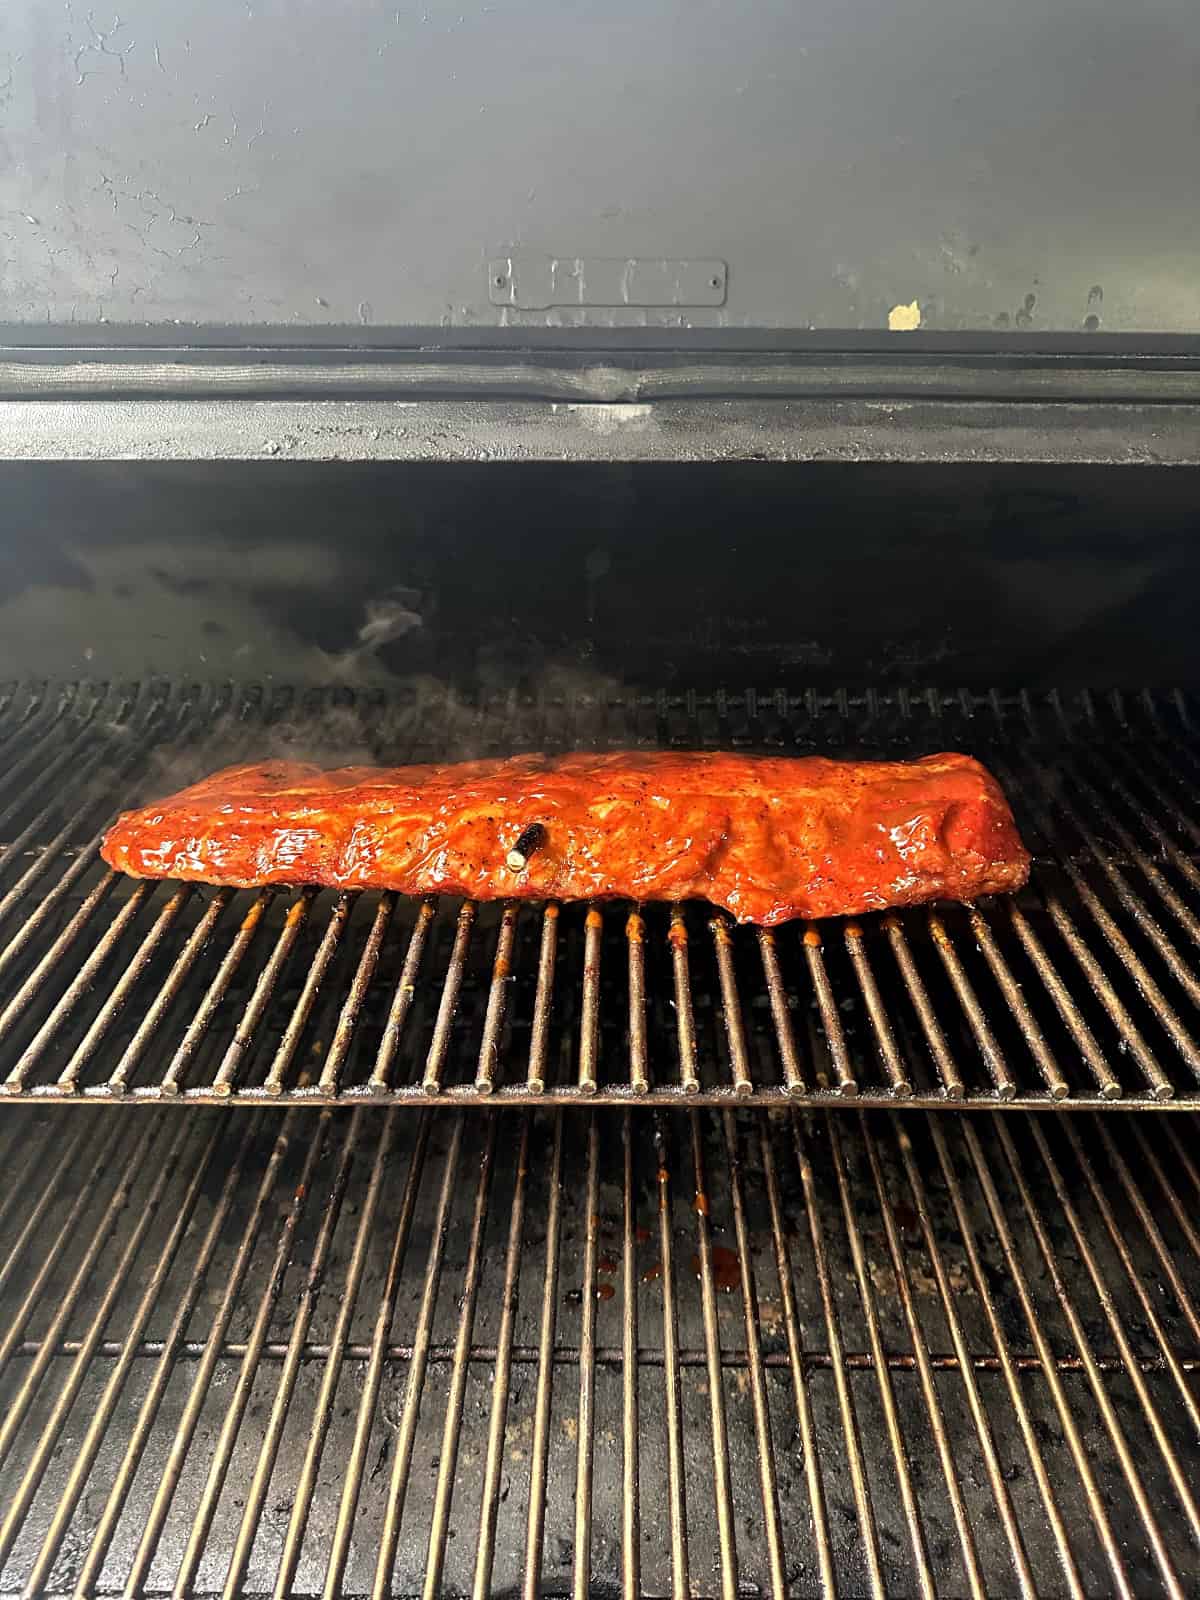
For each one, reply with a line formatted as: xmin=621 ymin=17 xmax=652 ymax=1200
xmin=2 ymin=0 xmax=1200 ymax=336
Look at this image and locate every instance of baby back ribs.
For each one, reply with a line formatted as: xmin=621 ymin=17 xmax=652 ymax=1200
xmin=101 ymin=750 xmax=1030 ymax=926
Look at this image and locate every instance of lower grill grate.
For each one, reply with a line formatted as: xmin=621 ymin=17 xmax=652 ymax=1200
xmin=0 ymin=679 xmax=1199 ymax=1106
xmin=0 ymin=1106 xmax=1198 ymax=1597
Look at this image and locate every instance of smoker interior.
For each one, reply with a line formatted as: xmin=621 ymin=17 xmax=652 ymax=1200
xmin=1 ymin=1105 xmax=1199 ymax=1598
xmin=2 ymin=460 xmax=1199 ymax=690
xmin=1 ymin=456 xmax=1200 ymax=1595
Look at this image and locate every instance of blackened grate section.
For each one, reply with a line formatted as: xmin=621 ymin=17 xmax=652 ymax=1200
xmin=0 ymin=1106 xmax=1199 ymax=1597
xmin=0 ymin=679 xmax=1199 ymax=1106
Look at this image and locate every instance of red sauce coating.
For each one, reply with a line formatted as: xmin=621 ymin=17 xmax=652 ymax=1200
xmin=100 ymin=750 xmax=1030 ymax=926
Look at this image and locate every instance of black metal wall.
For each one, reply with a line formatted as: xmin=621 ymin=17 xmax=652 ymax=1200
xmin=0 ymin=461 xmax=1197 ymax=689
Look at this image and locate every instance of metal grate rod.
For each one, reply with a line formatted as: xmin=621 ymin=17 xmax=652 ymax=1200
xmin=524 ymin=903 xmax=559 ymax=1095
xmin=168 ymin=1112 xmax=338 ymax=1598
xmin=0 ymin=706 xmax=137 ymax=918
xmin=758 ymin=1120 xmax=835 ymax=1598
xmin=888 ymin=1116 xmax=1038 ymax=1594
xmin=13 ymin=1331 xmax=1200 ymax=1374
xmin=1131 ymin=1121 xmax=1200 ymax=1295
xmin=572 ymin=1116 xmax=602 ymax=1600
xmin=472 ymin=1111 xmax=533 ymax=1600
xmin=72 ymin=1114 xmax=268 ymax=1598
xmin=160 ymin=888 xmax=275 ymax=1093
xmin=1069 ymin=750 xmax=1200 ymax=947
xmin=0 ymin=831 xmax=114 ymax=991
xmin=0 ymin=1118 xmax=176 ymax=1488
xmin=368 ymin=897 xmax=437 ymax=1091
xmin=967 ymin=905 xmax=1069 ymax=1099
xmin=0 ymin=1112 xmax=25 ymax=1191
xmin=626 ymin=912 xmax=651 ymax=1095
xmin=790 ymin=1113 xmax=886 ymax=1598
xmin=522 ymin=1114 xmax=565 ymax=1600
xmin=1162 ymin=1118 xmax=1200 ymax=1229
xmin=1038 ymin=764 xmax=1200 ymax=1011
xmin=423 ymin=901 xmax=476 ymax=1094
xmin=0 ymin=871 xmax=120 ymax=1071
xmin=220 ymin=1110 xmax=367 ymax=1598
xmin=108 ymin=887 xmax=234 ymax=1093
xmin=990 ymin=1118 xmax=1184 ymax=1597
xmin=720 ymin=1111 xmax=786 ymax=1597
xmin=803 ymin=927 xmax=859 ymax=1096
xmin=653 ymin=1116 xmax=691 ymax=1600
xmin=883 ymin=914 xmax=965 ymax=1098
xmin=9 ymin=879 xmax=155 ymax=1089
xmin=476 ymin=900 xmax=520 ymax=1093
xmin=710 ymin=921 xmax=754 ymax=1096
xmin=1070 ymin=1119 xmax=1200 ymax=1423
xmin=1006 ymin=900 xmax=1121 ymax=1098
xmin=757 ymin=928 xmax=807 ymax=1096
xmin=0 ymin=1115 xmax=130 ymax=1380
xmin=578 ymin=906 xmax=604 ymax=1095
xmin=271 ymin=1110 xmax=400 ymax=1599
xmin=964 ymin=1115 xmax=1137 ymax=1595
xmin=4 ymin=1102 xmax=1200 ymax=1593
xmin=0 ymin=1115 xmax=91 ymax=1286
xmin=1090 ymin=742 xmax=1200 ymax=899
xmin=365 ymin=1115 xmax=467 ymax=1600
xmin=263 ymin=890 xmax=355 ymax=1093
xmin=1041 ymin=887 xmax=1173 ymax=1098
xmin=318 ymin=1111 xmax=432 ymax=1600
xmin=0 ymin=682 xmax=64 ymax=769
xmin=0 ymin=686 xmax=102 ymax=840
xmin=117 ymin=1115 xmax=301 ymax=1597
xmin=825 ymin=1113 xmax=937 ymax=1599
xmin=1017 ymin=776 xmax=1200 ymax=1082
xmin=859 ymin=1116 xmax=989 ymax=1597
xmin=3 ymin=1114 xmax=219 ymax=1590
xmin=0 ymin=686 xmax=175 ymax=942
xmin=1029 ymin=1119 xmax=1200 ymax=1542
xmin=845 ymin=921 xmax=912 ymax=1095
xmin=213 ymin=887 xmax=318 ymax=1093
xmin=58 ymin=881 xmax=194 ymax=1093
xmin=925 ymin=1117 xmax=1086 ymax=1600
xmin=1115 ymin=738 xmax=1200 ymax=859
xmin=320 ymin=890 xmax=397 ymax=1092
xmin=420 ymin=1116 xmax=499 ymax=1600
xmin=620 ymin=1112 xmax=641 ymax=1600
xmin=689 ymin=1111 xmax=739 ymax=1600
xmin=668 ymin=908 xmax=700 ymax=1095
xmin=928 ymin=910 xmax=1016 ymax=1100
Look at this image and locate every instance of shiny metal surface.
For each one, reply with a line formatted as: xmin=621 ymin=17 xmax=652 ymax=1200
xmin=0 ymin=680 xmax=1198 ymax=1106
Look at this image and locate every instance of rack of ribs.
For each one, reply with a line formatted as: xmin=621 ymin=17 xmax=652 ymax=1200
xmin=101 ymin=750 xmax=1030 ymax=926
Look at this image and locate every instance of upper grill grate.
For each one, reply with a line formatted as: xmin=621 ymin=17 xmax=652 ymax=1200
xmin=0 ymin=678 xmax=1198 ymax=1107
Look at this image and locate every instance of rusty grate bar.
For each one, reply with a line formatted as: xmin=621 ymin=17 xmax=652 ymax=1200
xmin=0 ymin=680 xmax=1199 ymax=1107
xmin=1 ymin=1106 xmax=1199 ymax=1596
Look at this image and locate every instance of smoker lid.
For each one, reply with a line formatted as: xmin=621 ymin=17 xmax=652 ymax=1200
xmin=1 ymin=0 xmax=1199 ymax=344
